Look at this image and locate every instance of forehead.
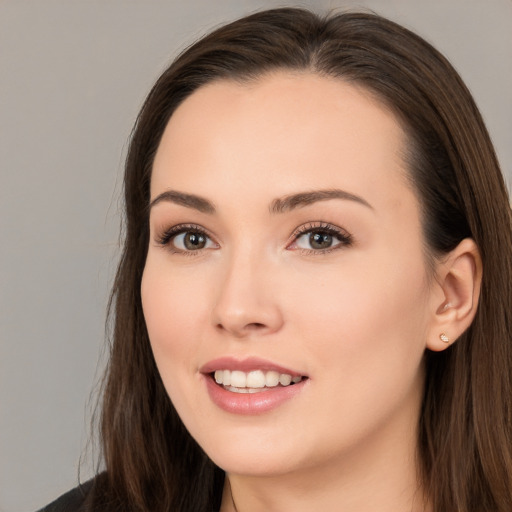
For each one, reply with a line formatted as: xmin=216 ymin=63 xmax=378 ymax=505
xmin=151 ymin=72 xmax=412 ymax=216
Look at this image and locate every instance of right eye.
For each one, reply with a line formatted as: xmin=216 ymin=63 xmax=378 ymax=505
xmin=172 ymin=230 xmax=215 ymax=251
xmin=157 ymin=224 xmax=218 ymax=253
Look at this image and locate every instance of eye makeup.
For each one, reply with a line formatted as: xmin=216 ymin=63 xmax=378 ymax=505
xmin=288 ymin=221 xmax=353 ymax=255
xmin=155 ymin=223 xmax=217 ymax=256
xmin=154 ymin=219 xmax=353 ymax=257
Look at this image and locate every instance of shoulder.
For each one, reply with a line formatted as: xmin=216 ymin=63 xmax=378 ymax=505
xmin=37 ymin=475 xmax=102 ymax=512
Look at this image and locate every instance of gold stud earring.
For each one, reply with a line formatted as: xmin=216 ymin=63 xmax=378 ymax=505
xmin=439 ymin=333 xmax=450 ymax=343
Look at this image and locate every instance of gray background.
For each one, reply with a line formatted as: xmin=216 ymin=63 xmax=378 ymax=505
xmin=1 ymin=1 xmax=510 ymax=510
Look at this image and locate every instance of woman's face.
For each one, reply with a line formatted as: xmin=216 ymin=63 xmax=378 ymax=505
xmin=142 ymin=73 xmax=438 ymax=478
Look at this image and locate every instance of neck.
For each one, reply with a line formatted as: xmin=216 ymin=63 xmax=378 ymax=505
xmin=219 ymin=405 xmax=431 ymax=512
xmin=221 ymin=452 xmax=429 ymax=512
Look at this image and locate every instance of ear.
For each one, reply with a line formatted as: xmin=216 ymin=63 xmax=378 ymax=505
xmin=426 ymin=238 xmax=482 ymax=352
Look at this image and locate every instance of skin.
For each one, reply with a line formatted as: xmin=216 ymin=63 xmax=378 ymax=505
xmin=141 ymin=73 xmax=480 ymax=511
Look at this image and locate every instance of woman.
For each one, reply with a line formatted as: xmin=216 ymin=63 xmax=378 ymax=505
xmin=41 ymin=7 xmax=512 ymax=512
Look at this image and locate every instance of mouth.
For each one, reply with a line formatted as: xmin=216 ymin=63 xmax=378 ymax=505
xmin=200 ymin=357 xmax=308 ymax=414
xmin=211 ymin=369 xmax=306 ymax=394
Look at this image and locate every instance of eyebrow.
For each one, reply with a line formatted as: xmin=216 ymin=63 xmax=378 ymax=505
xmin=149 ymin=190 xmax=216 ymax=214
xmin=148 ymin=188 xmax=373 ymax=214
xmin=270 ymin=189 xmax=373 ymax=213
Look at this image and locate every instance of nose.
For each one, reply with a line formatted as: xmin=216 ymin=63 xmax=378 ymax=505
xmin=211 ymin=249 xmax=284 ymax=338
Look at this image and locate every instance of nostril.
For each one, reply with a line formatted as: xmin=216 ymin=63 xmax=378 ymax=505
xmin=246 ymin=322 xmax=266 ymax=330
xmin=215 ymin=322 xmax=266 ymax=332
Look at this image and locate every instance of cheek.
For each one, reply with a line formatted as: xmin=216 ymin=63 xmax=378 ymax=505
xmin=141 ymin=260 xmax=208 ymax=379
xmin=286 ymin=249 xmax=430 ymax=384
xmin=140 ymin=258 xmax=218 ymax=430
xmin=280 ymin=255 xmax=430 ymax=450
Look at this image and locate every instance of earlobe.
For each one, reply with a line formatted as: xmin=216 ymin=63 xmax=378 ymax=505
xmin=426 ymin=238 xmax=482 ymax=352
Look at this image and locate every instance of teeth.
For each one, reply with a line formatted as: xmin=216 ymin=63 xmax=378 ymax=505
xmin=265 ymin=371 xmax=280 ymax=387
xmin=230 ymin=370 xmax=246 ymax=388
xmin=279 ymin=374 xmax=292 ymax=386
xmin=225 ymin=386 xmax=263 ymax=394
xmin=213 ymin=369 xmax=303 ymax=389
xmin=246 ymin=370 xmax=265 ymax=388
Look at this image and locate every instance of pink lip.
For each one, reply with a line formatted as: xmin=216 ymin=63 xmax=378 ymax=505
xmin=203 ymin=374 xmax=307 ymax=415
xmin=200 ymin=356 xmax=308 ymax=415
xmin=200 ymin=356 xmax=304 ymax=376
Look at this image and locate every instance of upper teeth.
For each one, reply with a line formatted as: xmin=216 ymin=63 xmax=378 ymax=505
xmin=214 ymin=369 xmax=302 ymax=388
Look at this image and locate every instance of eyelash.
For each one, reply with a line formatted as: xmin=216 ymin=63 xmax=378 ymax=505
xmin=290 ymin=222 xmax=353 ymax=255
xmin=155 ymin=222 xmax=353 ymax=256
xmin=156 ymin=223 xmax=216 ymax=256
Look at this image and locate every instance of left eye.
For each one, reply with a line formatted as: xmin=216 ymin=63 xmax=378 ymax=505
xmin=296 ymin=231 xmax=339 ymax=250
xmin=291 ymin=227 xmax=351 ymax=252
xmin=172 ymin=231 xmax=215 ymax=251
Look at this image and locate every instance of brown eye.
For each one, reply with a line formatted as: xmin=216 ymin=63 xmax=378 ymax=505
xmin=172 ymin=231 xmax=214 ymax=251
xmin=183 ymin=232 xmax=207 ymax=250
xmin=309 ymin=232 xmax=333 ymax=250
xmin=291 ymin=224 xmax=352 ymax=253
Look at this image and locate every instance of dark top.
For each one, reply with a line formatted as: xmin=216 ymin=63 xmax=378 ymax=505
xmin=37 ymin=476 xmax=100 ymax=512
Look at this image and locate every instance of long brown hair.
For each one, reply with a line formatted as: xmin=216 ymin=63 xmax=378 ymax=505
xmin=94 ymin=8 xmax=512 ymax=511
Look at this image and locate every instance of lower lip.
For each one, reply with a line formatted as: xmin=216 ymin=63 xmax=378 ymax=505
xmin=203 ymin=374 xmax=307 ymax=415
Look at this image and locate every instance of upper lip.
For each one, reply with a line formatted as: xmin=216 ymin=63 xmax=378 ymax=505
xmin=200 ymin=356 xmax=305 ymax=377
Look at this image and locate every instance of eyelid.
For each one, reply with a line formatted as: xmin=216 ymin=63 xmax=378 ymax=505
xmin=155 ymin=223 xmax=218 ymax=252
xmin=287 ymin=221 xmax=353 ymax=253
xmin=154 ymin=221 xmax=352 ymax=255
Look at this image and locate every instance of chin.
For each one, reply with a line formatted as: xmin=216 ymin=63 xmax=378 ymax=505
xmin=197 ymin=421 xmax=326 ymax=479
xmin=207 ymin=446 xmax=300 ymax=477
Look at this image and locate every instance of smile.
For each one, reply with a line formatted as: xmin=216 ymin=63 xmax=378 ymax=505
xmin=201 ymin=357 xmax=308 ymax=414
xmin=214 ymin=369 xmax=303 ymax=393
